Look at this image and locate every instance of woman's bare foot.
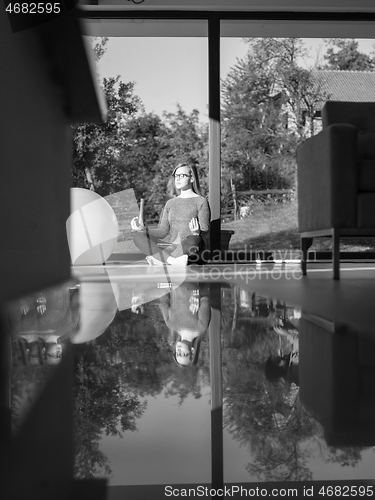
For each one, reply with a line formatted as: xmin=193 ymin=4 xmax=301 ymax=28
xmin=146 ymin=256 xmax=165 ymax=266
xmin=131 ymin=294 xmax=145 ymax=314
xmin=167 ymin=255 xmax=188 ymax=266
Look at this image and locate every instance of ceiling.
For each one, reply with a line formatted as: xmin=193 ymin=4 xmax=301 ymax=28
xmin=78 ymin=0 xmax=375 ymax=37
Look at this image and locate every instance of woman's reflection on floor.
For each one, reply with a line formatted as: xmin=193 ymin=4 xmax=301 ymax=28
xmin=157 ymin=282 xmax=211 ymax=367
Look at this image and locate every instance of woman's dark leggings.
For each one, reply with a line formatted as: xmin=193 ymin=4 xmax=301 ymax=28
xmin=133 ymin=231 xmax=204 ymax=264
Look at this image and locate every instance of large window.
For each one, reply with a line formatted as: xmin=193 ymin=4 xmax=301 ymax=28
xmin=220 ymin=19 xmax=375 ymax=258
xmin=82 ymin=12 xmax=375 ymax=258
xmin=80 ymin=20 xmax=209 ymax=254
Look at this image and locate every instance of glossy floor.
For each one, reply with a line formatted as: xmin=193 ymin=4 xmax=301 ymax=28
xmin=8 ymin=262 xmax=375 ymax=493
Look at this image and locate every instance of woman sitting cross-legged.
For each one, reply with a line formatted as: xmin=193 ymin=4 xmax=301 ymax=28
xmin=131 ymin=163 xmax=210 ymax=266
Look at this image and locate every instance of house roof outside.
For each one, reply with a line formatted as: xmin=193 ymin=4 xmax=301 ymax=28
xmin=311 ymin=70 xmax=375 ymax=112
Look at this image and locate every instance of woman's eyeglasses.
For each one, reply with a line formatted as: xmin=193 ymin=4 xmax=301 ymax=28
xmin=173 ymin=173 xmax=191 ymax=180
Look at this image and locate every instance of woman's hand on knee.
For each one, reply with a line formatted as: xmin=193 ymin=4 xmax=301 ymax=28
xmin=131 ymin=216 xmax=144 ymax=231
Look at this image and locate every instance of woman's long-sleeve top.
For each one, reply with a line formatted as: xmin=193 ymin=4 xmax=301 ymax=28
xmin=146 ymin=196 xmax=210 ymax=243
xmin=159 ymin=286 xmax=211 ymax=335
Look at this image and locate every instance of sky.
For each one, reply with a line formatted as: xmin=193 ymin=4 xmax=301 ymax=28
xmin=96 ymin=37 xmax=375 ymax=123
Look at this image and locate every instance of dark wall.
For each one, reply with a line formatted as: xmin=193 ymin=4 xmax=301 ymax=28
xmin=0 ymin=10 xmax=85 ymax=304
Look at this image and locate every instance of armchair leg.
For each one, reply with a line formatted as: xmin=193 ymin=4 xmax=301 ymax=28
xmin=301 ymin=237 xmax=312 ymax=275
xmin=332 ymin=229 xmax=340 ymax=279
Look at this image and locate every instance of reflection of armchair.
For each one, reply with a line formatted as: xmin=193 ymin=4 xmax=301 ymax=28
xmin=299 ymin=314 xmax=375 ymax=446
xmin=297 ymin=101 xmax=375 ymax=278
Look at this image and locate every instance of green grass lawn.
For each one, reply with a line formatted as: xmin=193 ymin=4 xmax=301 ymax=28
xmin=223 ymin=200 xmax=375 ymax=252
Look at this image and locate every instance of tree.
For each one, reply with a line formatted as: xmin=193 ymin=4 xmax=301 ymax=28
xmin=322 ymin=39 xmax=375 ymax=71
xmin=221 ymin=39 xmax=301 ymax=191
xmin=242 ymin=37 xmax=323 ymax=137
xmin=72 ymin=37 xmax=150 ymax=195
xmin=221 ymin=38 xmax=332 ymax=192
xmin=72 ymin=77 xmax=144 ymax=194
xmin=95 ymin=111 xmax=166 ymax=199
xmin=90 ymin=37 xmax=109 ymax=64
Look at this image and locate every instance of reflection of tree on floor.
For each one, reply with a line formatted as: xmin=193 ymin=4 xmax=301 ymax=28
xmin=221 ymin=287 xmax=364 ymax=482
xmin=71 ymin=290 xmax=211 ymax=478
xmin=73 ymin=341 xmax=147 ymax=478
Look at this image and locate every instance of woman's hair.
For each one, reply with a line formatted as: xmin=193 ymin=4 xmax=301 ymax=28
xmin=172 ymin=163 xmax=202 ymax=196
xmin=172 ymin=332 xmax=205 ymax=368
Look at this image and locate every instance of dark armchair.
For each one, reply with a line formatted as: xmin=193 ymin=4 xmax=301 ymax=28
xmin=297 ymin=101 xmax=375 ymax=278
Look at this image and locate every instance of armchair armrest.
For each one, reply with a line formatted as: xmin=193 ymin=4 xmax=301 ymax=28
xmin=297 ymin=124 xmax=358 ymax=232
